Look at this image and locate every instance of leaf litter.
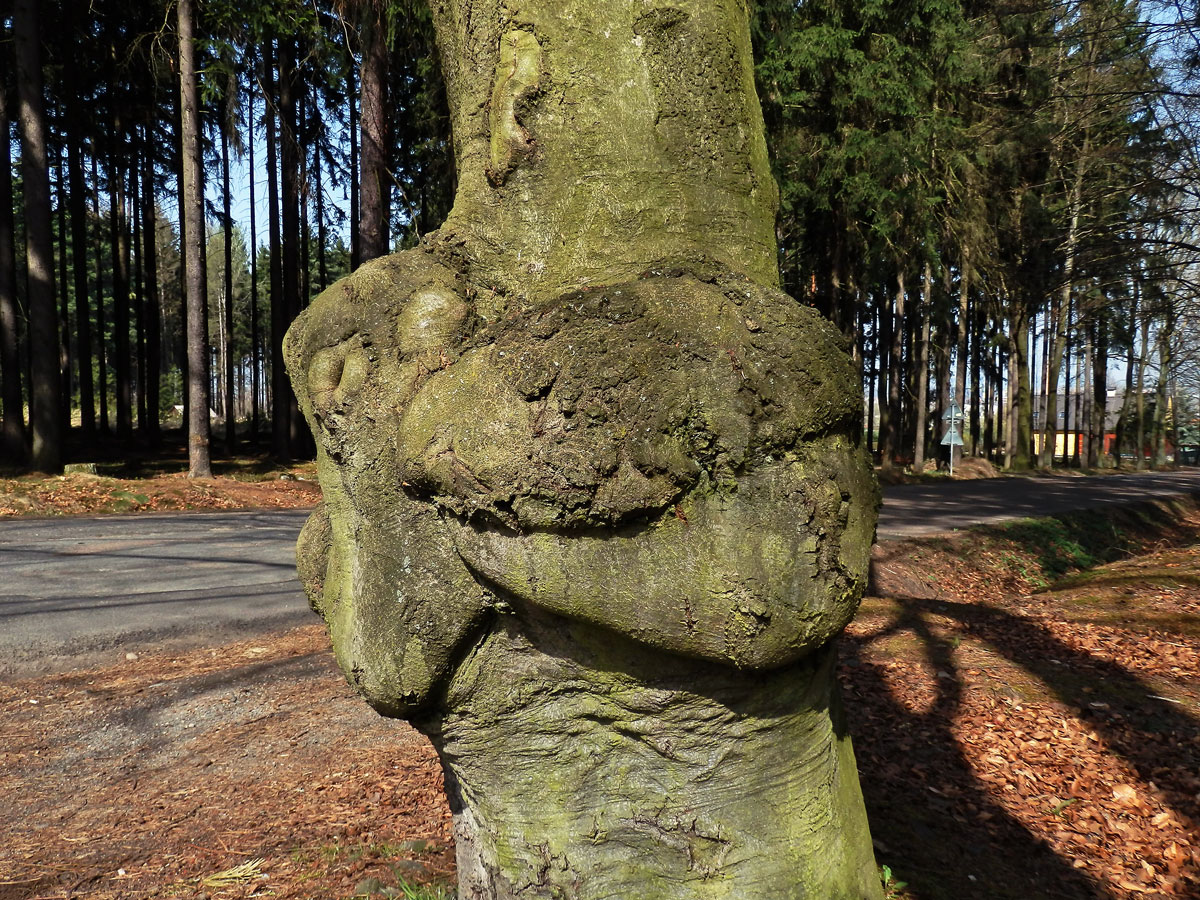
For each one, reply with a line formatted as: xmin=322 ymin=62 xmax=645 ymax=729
xmin=0 ymin=498 xmax=1197 ymax=898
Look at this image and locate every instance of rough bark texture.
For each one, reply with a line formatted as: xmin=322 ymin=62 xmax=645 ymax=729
xmin=178 ymin=0 xmax=212 ymax=478
xmin=15 ymin=0 xmax=62 ymax=473
xmin=0 ymin=73 xmax=26 ymax=462
xmin=110 ymin=133 xmax=133 ymax=441
xmin=358 ymin=9 xmax=391 ymax=263
xmin=142 ymin=138 xmax=161 ymax=444
xmin=67 ymin=96 xmax=95 ymax=437
xmin=287 ymin=2 xmax=881 ymax=897
xmin=266 ymin=43 xmax=288 ymax=459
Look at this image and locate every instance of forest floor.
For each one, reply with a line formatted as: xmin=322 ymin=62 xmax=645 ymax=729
xmin=0 ymin=457 xmax=320 ymax=517
xmin=1 ymin=486 xmax=1198 ymax=898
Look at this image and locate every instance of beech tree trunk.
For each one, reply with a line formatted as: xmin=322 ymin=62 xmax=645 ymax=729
xmin=288 ymin=3 xmax=881 ymax=897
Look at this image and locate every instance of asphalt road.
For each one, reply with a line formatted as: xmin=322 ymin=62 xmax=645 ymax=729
xmin=0 ymin=508 xmax=315 ymax=674
xmin=3 ymin=468 xmax=1198 ymax=672
xmin=876 ymin=467 xmax=1200 ymax=538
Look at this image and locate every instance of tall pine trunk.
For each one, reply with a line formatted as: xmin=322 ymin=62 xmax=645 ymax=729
xmin=14 ymin=0 xmax=62 ymax=472
xmin=67 ymin=97 xmax=95 ymax=436
xmin=969 ymin=293 xmax=981 ymax=456
xmin=142 ymin=133 xmax=161 ymax=444
xmin=0 ymin=71 xmax=26 ymax=462
xmin=358 ymin=8 xmax=390 ymax=262
xmin=866 ymin=303 xmax=877 ymax=456
xmin=1135 ymin=301 xmax=1148 ymax=470
xmin=248 ymin=55 xmax=261 ymax=440
xmin=91 ymin=154 xmax=110 ymax=434
xmin=1089 ymin=315 xmax=1106 ymax=468
xmin=1153 ymin=306 xmax=1172 ymax=467
xmin=1008 ymin=304 xmax=1033 ymax=470
xmin=279 ymin=39 xmax=302 ymax=457
xmin=1113 ymin=285 xmax=1136 ymax=464
xmin=1062 ymin=303 xmax=1073 ymax=468
xmin=55 ymin=144 xmax=72 ymax=433
xmin=178 ymin=0 xmax=212 ymax=478
xmin=110 ymin=105 xmax=133 ymax=440
xmin=266 ymin=43 xmax=288 ymax=459
xmin=954 ymin=247 xmax=971 ymax=460
xmin=347 ymin=62 xmax=360 ymax=270
xmin=881 ymin=270 xmax=906 ymax=473
xmin=1041 ymin=289 xmax=1067 ymax=469
xmin=221 ymin=105 xmax=237 ymax=452
xmin=314 ymin=105 xmax=329 ymax=292
xmin=131 ymin=142 xmax=148 ymax=433
xmin=912 ymin=262 xmax=932 ymax=470
xmin=876 ymin=285 xmax=892 ymax=465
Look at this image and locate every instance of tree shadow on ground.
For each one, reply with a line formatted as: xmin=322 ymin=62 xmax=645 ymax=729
xmin=842 ymin=591 xmax=1198 ymax=900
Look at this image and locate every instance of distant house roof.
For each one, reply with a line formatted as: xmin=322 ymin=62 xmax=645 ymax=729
xmin=1031 ymin=392 xmax=1134 ymax=432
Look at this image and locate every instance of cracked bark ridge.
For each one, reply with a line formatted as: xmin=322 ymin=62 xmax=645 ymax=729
xmin=286 ymin=0 xmax=883 ymax=896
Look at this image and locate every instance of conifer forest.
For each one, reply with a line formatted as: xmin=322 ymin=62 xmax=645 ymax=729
xmin=2 ymin=0 xmax=1200 ymax=475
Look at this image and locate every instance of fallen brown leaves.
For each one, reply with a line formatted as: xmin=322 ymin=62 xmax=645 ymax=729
xmin=0 ymin=627 xmax=454 ymax=900
xmin=854 ymin=506 xmax=1200 ymax=900
xmin=2 ymin=502 xmax=1198 ymax=899
xmin=0 ymin=471 xmax=320 ymax=518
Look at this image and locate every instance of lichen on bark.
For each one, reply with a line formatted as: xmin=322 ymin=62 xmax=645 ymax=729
xmin=286 ymin=1 xmax=883 ymax=896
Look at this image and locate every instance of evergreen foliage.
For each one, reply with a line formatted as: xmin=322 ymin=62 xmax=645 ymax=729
xmin=0 ymin=0 xmax=1197 ymax=471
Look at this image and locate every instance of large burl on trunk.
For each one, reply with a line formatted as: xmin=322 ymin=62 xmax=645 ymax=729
xmin=286 ymin=1 xmax=883 ymax=897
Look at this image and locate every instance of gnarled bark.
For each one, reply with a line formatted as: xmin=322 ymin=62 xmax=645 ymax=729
xmin=287 ymin=3 xmax=882 ymax=897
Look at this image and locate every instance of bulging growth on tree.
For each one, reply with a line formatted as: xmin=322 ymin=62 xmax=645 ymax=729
xmin=286 ymin=1 xmax=883 ymax=897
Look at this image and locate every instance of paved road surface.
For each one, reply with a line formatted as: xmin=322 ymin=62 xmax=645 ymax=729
xmin=0 ymin=508 xmax=314 ymax=673
xmin=3 ymin=469 xmax=1198 ymax=672
xmin=876 ymin=468 xmax=1200 ymax=538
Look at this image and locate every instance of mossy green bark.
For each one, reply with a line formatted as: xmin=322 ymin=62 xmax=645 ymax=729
xmin=428 ymin=0 xmax=779 ymax=301
xmin=285 ymin=1 xmax=883 ymax=896
xmin=435 ymin=618 xmax=880 ymax=899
